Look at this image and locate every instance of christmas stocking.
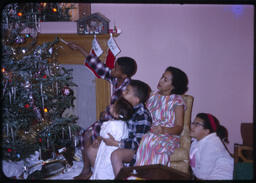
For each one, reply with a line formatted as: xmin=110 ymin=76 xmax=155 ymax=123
xmin=84 ymin=36 xmax=103 ymax=78
xmin=106 ymin=34 xmax=121 ymax=69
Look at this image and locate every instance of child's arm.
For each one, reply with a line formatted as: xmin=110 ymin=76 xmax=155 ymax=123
xmin=66 ymin=42 xmax=113 ymax=81
xmin=66 ymin=42 xmax=89 ymax=58
xmin=121 ymin=110 xmax=152 ymax=151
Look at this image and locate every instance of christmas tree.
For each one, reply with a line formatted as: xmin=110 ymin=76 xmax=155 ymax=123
xmin=1 ymin=3 xmax=81 ymax=162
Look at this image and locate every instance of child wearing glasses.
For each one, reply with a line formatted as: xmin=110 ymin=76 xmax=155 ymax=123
xmin=190 ymin=113 xmax=233 ymax=180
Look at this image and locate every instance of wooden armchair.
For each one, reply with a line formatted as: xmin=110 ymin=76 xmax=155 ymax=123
xmin=168 ymin=95 xmax=194 ymax=175
xmin=116 ymin=95 xmax=194 ymax=180
xmin=233 ymin=123 xmax=253 ymax=180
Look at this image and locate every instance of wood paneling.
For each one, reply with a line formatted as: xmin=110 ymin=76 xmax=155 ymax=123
xmin=36 ymin=33 xmax=119 ymax=120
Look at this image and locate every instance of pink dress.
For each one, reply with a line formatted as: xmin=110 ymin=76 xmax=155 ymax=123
xmin=135 ymin=91 xmax=185 ymax=166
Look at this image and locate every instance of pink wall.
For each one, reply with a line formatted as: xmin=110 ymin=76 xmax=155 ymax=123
xmin=92 ymin=4 xmax=254 ymax=152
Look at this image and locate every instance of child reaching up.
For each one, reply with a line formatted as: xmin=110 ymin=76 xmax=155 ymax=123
xmin=91 ymin=97 xmax=134 ymax=180
xmin=66 ymin=42 xmax=137 ymax=179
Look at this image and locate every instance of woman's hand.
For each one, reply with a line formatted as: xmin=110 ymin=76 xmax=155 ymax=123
xmin=102 ymin=133 xmax=119 ymax=147
xmin=150 ymin=126 xmax=163 ymax=135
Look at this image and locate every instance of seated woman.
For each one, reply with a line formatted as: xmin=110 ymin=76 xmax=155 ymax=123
xmin=189 ymin=113 xmax=233 ymax=180
xmin=135 ymin=66 xmax=188 ymax=166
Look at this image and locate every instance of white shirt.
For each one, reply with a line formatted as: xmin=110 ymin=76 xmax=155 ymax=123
xmin=90 ymin=120 xmax=128 ymax=180
xmin=190 ymin=133 xmax=234 ymax=180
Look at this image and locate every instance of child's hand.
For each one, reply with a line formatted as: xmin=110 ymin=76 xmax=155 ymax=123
xmin=66 ymin=42 xmax=89 ymax=57
xmin=67 ymin=42 xmax=80 ymax=50
xmin=102 ymin=133 xmax=118 ymax=147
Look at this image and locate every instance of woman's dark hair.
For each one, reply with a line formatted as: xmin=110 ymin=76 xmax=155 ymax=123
xmin=129 ymin=79 xmax=151 ymax=104
xmin=114 ymin=97 xmax=134 ymax=121
xmin=196 ymin=113 xmax=229 ymax=143
xmin=165 ymin=66 xmax=188 ymax=95
xmin=116 ymin=57 xmax=137 ymax=77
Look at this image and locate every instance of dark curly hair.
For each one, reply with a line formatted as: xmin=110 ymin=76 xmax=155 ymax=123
xmin=165 ymin=66 xmax=188 ymax=95
xmin=116 ymin=57 xmax=137 ymax=77
xmin=196 ymin=113 xmax=229 ymax=143
xmin=114 ymin=97 xmax=134 ymax=121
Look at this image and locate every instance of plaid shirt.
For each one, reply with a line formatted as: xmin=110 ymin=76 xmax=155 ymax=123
xmin=119 ymin=103 xmax=152 ymax=166
xmin=84 ymin=54 xmax=131 ymax=140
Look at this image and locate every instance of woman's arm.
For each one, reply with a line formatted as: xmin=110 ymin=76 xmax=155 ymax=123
xmin=151 ymin=105 xmax=184 ymax=135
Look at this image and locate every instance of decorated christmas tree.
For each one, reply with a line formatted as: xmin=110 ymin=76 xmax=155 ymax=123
xmin=1 ymin=3 xmax=81 ymax=162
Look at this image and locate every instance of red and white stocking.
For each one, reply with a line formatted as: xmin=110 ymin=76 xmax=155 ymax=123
xmin=106 ymin=34 xmax=120 ymax=69
xmin=85 ymin=36 xmax=103 ymax=78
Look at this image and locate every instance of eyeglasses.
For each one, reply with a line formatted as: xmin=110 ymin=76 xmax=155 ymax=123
xmin=191 ymin=121 xmax=205 ymax=127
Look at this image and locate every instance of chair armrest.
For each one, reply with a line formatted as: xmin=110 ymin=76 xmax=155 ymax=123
xmin=170 ymin=148 xmax=189 ymax=162
xmin=234 ymin=143 xmax=253 ymax=163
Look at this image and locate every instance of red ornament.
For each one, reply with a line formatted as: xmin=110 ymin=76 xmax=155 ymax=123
xmin=43 ymin=74 xmax=47 ymax=79
xmin=7 ymin=148 xmax=12 ymax=152
xmin=39 ymin=138 xmax=42 ymax=143
xmin=24 ymin=104 xmax=30 ymax=108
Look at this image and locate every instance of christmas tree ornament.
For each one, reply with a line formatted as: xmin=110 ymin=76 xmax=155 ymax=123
xmin=11 ymin=86 xmax=16 ymax=102
xmin=8 ymin=91 xmax=12 ymax=104
xmin=6 ymin=123 xmax=9 ymax=137
xmin=11 ymin=47 xmax=17 ymax=55
xmin=17 ymin=153 xmax=21 ymax=159
xmin=17 ymin=12 xmax=23 ymax=17
xmin=22 ymin=48 xmax=26 ymax=54
xmin=2 ymin=80 xmax=8 ymax=98
xmin=55 ymin=81 xmax=59 ymax=95
xmin=15 ymin=35 xmax=25 ymax=44
xmin=52 ymin=8 xmax=57 ymax=12
xmin=40 ymin=82 xmax=43 ymax=95
xmin=33 ymin=106 xmax=42 ymax=121
xmin=11 ymin=127 xmax=14 ymax=142
xmin=24 ymin=104 xmax=30 ymax=108
xmin=37 ymin=48 xmax=42 ymax=55
xmin=44 ymin=108 xmax=48 ymax=113
xmin=62 ymin=86 xmax=71 ymax=96
xmin=68 ymin=126 xmax=71 ymax=139
xmin=24 ymin=81 xmax=31 ymax=88
xmin=48 ymin=47 xmax=53 ymax=55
